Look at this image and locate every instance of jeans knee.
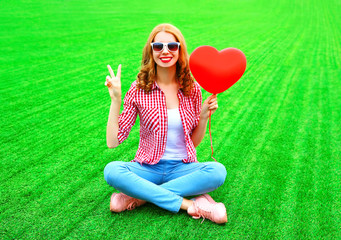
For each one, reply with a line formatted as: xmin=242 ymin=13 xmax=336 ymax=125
xmin=208 ymin=162 xmax=227 ymax=187
xmin=104 ymin=161 xmax=124 ymax=187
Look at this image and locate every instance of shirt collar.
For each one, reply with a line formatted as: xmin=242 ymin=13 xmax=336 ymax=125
xmin=151 ymin=80 xmax=159 ymax=91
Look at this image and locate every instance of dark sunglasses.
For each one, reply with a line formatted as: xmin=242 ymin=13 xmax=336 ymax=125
xmin=150 ymin=42 xmax=180 ymax=52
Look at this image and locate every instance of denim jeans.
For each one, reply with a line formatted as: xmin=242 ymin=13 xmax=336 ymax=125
xmin=104 ymin=160 xmax=227 ymax=213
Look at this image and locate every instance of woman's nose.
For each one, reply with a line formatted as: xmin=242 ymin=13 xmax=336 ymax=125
xmin=161 ymin=47 xmax=170 ymax=54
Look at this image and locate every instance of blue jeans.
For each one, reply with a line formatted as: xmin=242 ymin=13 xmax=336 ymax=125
xmin=104 ymin=160 xmax=227 ymax=213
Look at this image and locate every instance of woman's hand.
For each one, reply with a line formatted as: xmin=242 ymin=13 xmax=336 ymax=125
xmin=105 ymin=64 xmax=122 ymax=101
xmin=201 ymin=94 xmax=218 ymax=119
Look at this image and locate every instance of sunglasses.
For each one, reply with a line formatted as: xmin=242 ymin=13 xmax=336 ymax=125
xmin=150 ymin=42 xmax=180 ymax=52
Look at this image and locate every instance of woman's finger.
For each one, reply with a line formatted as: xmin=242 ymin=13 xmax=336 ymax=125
xmin=209 ymin=101 xmax=218 ymax=107
xmin=105 ymin=78 xmax=112 ymax=88
xmin=106 ymin=75 xmax=111 ymax=82
xmin=107 ymin=65 xmax=115 ymax=78
xmin=116 ymin=64 xmax=121 ymax=81
xmin=209 ymin=104 xmax=218 ymax=109
xmin=208 ymin=94 xmax=217 ymax=103
xmin=209 ymin=104 xmax=218 ymax=110
xmin=105 ymin=76 xmax=112 ymax=87
xmin=208 ymin=99 xmax=218 ymax=105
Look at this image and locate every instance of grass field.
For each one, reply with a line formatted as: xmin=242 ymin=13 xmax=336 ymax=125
xmin=1 ymin=0 xmax=340 ymax=239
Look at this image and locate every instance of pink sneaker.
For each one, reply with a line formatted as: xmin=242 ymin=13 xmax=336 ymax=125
xmin=110 ymin=193 xmax=146 ymax=213
xmin=187 ymin=196 xmax=227 ymax=224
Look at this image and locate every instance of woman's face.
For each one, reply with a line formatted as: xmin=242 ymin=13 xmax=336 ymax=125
xmin=152 ymin=31 xmax=179 ymax=68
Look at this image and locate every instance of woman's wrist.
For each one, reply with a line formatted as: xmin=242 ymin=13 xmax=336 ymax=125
xmin=200 ymin=112 xmax=209 ymax=121
xmin=111 ymin=96 xmax=121 ymax=104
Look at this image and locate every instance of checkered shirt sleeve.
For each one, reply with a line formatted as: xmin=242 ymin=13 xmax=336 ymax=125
xmin=117 ymin=82 xmax=138 ymax=144
xmin=191 ymin=81 xmax=203 ymax=133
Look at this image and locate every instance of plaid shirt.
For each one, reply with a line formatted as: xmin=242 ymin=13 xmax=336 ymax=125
xmin=117 ymin=80 xmax=202 ymax=165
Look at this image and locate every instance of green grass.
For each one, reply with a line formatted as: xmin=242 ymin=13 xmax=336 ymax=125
xmin=1 ymin=0 xmax=340 ymax=239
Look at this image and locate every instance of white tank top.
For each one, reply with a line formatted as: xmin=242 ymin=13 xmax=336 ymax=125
xmin=160 ymin=108 xmax=188 ymax=160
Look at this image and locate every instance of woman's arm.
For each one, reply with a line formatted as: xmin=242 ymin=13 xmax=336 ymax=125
xmin=105 ymin=64 xmax=122 ymax=148
xmin=105 ymin=64 xmax=138 ymax=148
xmin=191 ymin=94 xmax=218 ymax=147
xmin=190 ymin=113 xmax=209 ymax=148
xmin=106 ymin=99 xmax=121 ymax=148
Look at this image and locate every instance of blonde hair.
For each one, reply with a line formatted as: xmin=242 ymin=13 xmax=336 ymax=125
xmin=136 ymin=23 xmax=194 ymax=96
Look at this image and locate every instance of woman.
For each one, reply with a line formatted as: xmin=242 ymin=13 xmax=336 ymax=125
xmin=104 ymin=23 xmax=227 ymax=224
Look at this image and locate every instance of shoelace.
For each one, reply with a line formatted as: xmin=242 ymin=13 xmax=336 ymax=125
xmin=116 ymin=193 xmax=145 ymax=211
xmin=127 ymin=201 xmax=138 ymax=210
xmin=119 ymin=194 xmax=139 ymax=211
xmin=192 ymin=202 xmax=213 ymax=224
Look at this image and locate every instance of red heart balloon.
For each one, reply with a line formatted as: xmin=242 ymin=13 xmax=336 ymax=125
xmin=189 ymin=46 xmax=247 ymax=94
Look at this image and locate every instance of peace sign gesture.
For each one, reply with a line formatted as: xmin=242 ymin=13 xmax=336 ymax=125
xmin=105 ymin=64 xmax=122 ymax=100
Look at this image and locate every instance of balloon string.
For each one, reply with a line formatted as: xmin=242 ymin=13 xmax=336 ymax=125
xmin=209 ymin=110 xmax=217 ymax=162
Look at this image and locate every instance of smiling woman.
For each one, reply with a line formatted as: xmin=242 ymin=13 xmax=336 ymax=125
xmin=103 ymin=23 xmax=226 ymax=224
xmin=152 ymin=32 xmax=179 ymax=70
xmin=137 ymin=24 xmax=193 ymax=96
